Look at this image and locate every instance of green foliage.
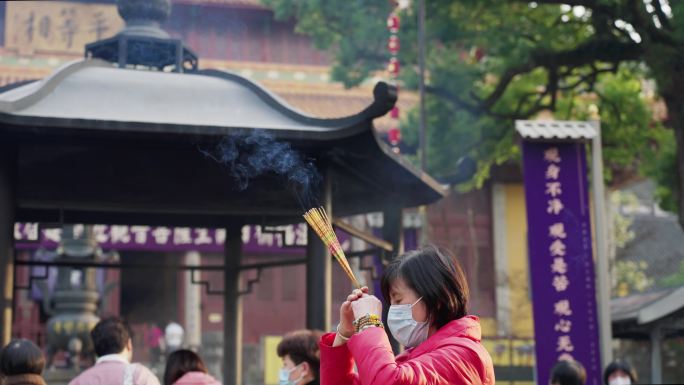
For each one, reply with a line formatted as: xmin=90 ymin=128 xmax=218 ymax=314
xmin=613 ymin=260 xmax=654 ymax=297
xmin=610 ymin=191 xmax=637 ymax=249
xmin=642 ymin=128 xmax=679 ymax=212
xmin=264 ymin=0 xmax=679 ymax=206
xmin=660 ymin=260 xmax=684 ymax=288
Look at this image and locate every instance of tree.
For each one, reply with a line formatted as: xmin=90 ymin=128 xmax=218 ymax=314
xmin=264 ymin=0 xmax=681 ymax=223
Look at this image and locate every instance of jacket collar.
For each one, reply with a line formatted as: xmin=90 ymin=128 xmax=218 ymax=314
xmin=406 ymin=315 xmax=482 ymax=356
xmin=96 ymin=353 xmax=130 ymax=365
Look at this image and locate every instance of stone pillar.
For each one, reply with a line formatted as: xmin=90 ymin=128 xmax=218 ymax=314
xmin=184 ymin=251 xmax=202 ymax=350
xmin=491 ymin=184 xmax=511 ymax=336
xmin=651 ymin=323 xmax=662 ymax=384
xmin=350 ymin=215 xmax=368 ymax=288
xmin=0 ymin=147 xmax=16 ymax=346
xmin=382 ymin=206 xmax=404 ymax=260
xmin=306 ymin=172 xmax=332 ymax=331
xmin=223 ymin=225 xmax=243 ymax=385
xmin=382 ymin=205 xmax=404 ymax=353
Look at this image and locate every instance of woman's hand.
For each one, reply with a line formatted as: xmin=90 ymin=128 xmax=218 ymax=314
xmin=338 ymin=287 xmax=368 ymax=339
xmin=351 ymin=294 xmax=383 ymax=321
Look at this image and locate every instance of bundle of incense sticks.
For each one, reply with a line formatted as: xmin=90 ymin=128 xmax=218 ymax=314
xmin=303 ymin=207 xmax=361 ymax=289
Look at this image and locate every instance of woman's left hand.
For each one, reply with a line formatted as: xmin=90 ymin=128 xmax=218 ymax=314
xmin=351 ymin=294 xmax=383 ymax=321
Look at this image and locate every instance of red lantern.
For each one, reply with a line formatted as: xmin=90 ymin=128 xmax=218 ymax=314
xmin=388 ymin=35 xmax=400 ymax=54
xmin=388 ymin=127 xmax=401 ymax=145
xmin=390 ymin=106 xmax=400 ymax=119
xmin=387 ymin=13 xmax=400 ymax=33
xmin=474 ymin=47 xmax=485 ymax=62
xmin=388 ymin=57 xmax=400 ymax=76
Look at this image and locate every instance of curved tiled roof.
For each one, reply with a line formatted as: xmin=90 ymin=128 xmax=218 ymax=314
xmin=0 ymin=58 xmax=446 ymax=225
xmin=515 ymin=120 xmax=597 ymax=140
xmin=611 ymin=285 xmax=684 ymax=324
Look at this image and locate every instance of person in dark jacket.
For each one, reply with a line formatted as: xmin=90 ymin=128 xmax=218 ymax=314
xmin=550 ymin=359 xmax=586 ymax=385
xmin=0 ymin=339 xmax=47 ymax=385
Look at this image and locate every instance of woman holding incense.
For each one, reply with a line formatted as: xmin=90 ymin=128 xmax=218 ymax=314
xmin=319 ymin=245 xmax=495 ymax=385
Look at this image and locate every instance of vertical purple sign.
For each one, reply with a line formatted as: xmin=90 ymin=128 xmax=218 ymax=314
xmin=522 ymin=141 xmax=601 ymax=385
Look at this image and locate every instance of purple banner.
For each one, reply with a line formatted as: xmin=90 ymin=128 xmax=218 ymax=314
xmin=522 ymin=141 xmax=601 ymax=385
xmin=14 ymin=223 xmax=315 ymax=255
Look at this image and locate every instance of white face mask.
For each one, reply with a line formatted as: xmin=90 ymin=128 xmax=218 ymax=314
xmin=387 ymin=297 xmax=429 ymax=348
xmin=608 ymin=376 xmax=631 ymax=385
xmin=278 ymin=364 xmax=303 ymax=385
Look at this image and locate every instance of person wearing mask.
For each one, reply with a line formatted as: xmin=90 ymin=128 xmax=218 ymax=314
xmin=550 ymin=360 xmax=586 ymax=385
xmin=277 ymin=330 xmax=324 ymax=385
xmin=164 ymin=322 xmax=184 ymax=355
xmin=604 ymin=360 xmax=637 ymax=385
xmin=320 ymin=245 xmax=495 ymax=385
xmin=163 ymin=350 xmax=220 ymax=385
xmin=68 ymin=317 xmax=160 ymax=385
xmin=0 ymin=339 xmax=46 ymax=385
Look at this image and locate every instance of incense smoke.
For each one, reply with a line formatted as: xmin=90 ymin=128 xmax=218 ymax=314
xmin=201 ymin=130 xmax=321 ymax=208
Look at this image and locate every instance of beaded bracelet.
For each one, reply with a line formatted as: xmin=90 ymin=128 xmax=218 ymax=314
xmin=353 ymin=314 xmax=383 ymax=333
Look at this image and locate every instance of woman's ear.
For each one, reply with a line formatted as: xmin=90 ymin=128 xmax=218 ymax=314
xmin=300 ymin=361 xmax=311 ymax=377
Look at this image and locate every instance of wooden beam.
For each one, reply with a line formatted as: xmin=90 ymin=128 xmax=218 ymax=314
xmin=332 ymin=218 xmax=393 ymax=252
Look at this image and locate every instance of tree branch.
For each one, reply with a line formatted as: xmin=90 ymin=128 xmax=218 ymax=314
xmin=558 ymin=63 xmax=618 ymax=91
xmin=515 ymin=0 xmax=597 ymax=6
xmin=478 ymin=62 xmax=537 ymax=110
xmin=652 ymin=0 xmax=673 ymax=31
xmin=425 ymin=85 xmax=481 ymax=116
xmin=625 ymin=0 xmax=676 ymax=45
xmin=531 ymin=39 xmax=643 ymax=68
xmin=427 ymin=39 xmax=640 ymax=121
xmin=476 ymin=39 xmax=640 ymax=108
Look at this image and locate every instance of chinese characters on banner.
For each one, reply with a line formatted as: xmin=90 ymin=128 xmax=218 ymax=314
xmin=5 ymin=2 xmax=123 ymax=55
xmin=522 ymin=141 xmax=601 ymax=385
xmin=13 ymin=223 xmax=322 ymax=255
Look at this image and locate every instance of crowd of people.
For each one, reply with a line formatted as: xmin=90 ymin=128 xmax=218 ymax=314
xmin=0 ymin=246 xmax=640 ymax=385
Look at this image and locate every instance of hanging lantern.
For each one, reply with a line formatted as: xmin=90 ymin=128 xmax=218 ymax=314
xmin=388 ymin=127 xmax=401 ymax=145
xmin=474 ymin=47 xmax=486 ymax=62
xmin=390 ymin=106 xmax=400 ymax=119
xmin=388 ymin=35 xmax=400 ymax=54
xmin=388 ymin=57 xmax=400 ymax=76
xmin=387 ymin=4 xmax=401 ymax=150
xmin=387 ymin=13 xmax=400 ymax=33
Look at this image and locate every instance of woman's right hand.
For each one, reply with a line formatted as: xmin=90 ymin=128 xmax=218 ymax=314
xmin=338 ymin=286 xmax=369 ymax=339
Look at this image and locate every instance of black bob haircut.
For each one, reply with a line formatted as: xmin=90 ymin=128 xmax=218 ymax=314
xmin=0 ymin=339 xmax=45 ymax=376
xmin=551 ymin=360 xmax=587 ymax=385
xmin=604 ymin=360 xmax=637 ymax=385
xmin=381 ymin=245 xmax=469 ymax=329
xmin=90 ymin=316 xmax=132 ymax=357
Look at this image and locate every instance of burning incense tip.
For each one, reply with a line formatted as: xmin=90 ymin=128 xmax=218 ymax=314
xmin=303 ymin=207 xmax=361 ymax=289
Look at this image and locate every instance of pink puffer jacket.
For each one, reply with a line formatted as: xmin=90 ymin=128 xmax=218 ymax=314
xmin=172 ymin=372 xmax=221 ymax=385
xmin=320 ymin=315 xmax=495 ymax=385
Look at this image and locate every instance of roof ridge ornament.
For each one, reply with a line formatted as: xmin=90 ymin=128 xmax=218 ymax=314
xmin=85 ymin=0 xmax=198 ymax=72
